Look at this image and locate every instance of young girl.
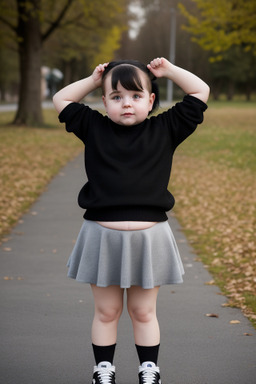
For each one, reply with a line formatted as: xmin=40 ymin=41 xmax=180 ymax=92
xmin=53 ymin=57 xmax=209 ymax=384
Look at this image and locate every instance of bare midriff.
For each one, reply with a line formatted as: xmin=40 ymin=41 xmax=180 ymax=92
xmin=96 ymin=221 xmax=157 ymax=231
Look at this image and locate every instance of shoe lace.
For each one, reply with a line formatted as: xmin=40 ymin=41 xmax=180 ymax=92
xmin=140 ymin=368 xmax=159 ymax=384
xmin=97 ymin=368 xmax=115 ymax=384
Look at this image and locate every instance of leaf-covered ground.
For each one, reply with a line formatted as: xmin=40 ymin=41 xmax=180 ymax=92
xmin=170 ymin=103 xmax=256 ymax=326
xmin=0 ymin=110 xmax=82 ymax=240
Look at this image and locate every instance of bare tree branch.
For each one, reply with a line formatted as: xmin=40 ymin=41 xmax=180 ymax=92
xmin=0 ymin=15 xmax=17 ymax=33
xmin=45 ymin=12 xmax=85 ymax=30
xmin=42 ymin=0 xmax=76 ymax=41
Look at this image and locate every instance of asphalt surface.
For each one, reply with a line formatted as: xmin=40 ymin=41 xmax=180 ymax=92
xmin=1 ymin=153 xmax=255 ymax=384
xmin=0 ymin=101 xmax=55 ymax=112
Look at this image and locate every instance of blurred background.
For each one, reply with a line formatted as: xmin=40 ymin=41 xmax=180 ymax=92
xmin=0 ymin=0 xmax=255 ymax=125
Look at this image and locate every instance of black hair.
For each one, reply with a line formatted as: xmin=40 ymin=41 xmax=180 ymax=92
xmin=102 ymin=60 xmax=159 ymax=114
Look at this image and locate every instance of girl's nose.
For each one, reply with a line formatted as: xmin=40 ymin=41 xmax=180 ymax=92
xmin=123 ymin=96 xmax=132 ymax=107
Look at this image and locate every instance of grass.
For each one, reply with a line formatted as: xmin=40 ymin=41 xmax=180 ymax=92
xmin=180 ymin=102 xmax=256 ymax=170
xmin=169 ymin=101 xmax=256 ymax=327
xmin=0 ymin=102 xmax=255 ymax=327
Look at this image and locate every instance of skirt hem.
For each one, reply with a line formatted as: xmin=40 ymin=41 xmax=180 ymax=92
xmin=67 ymin=274 xmax=184 ymax=289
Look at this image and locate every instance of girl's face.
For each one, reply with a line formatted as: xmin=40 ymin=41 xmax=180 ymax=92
xmin=102 ymin=70 xmax=155 ymax=126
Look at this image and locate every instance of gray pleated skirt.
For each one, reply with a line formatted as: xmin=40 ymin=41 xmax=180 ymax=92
xmin=67 ymin=220 xmax=184 ymax=289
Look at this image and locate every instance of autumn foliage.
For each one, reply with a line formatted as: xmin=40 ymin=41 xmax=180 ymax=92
xmin=179 ymin=0 xmax=256 ymax=60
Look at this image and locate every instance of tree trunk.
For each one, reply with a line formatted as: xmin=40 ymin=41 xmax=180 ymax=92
xmin=13 ymin=0 xmax=43 ymax=126
xmin=0 ymin=85 xmax=6 ymax=101
xmin=211 ymin=79 xmax=221 ymax=100
xmin=245 ymin=83 xmax=252 ymax=101
xmin=63 ymin=60 xmax=72 ymax=87
xmin=226 ymin=79 xmax=235 ymax=101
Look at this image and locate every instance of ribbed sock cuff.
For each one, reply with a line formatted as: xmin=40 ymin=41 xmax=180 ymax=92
xmin=92 ymin=343 xmax=116 ymax=365
xmin=135 ymin=344 xmax=160 ymax=365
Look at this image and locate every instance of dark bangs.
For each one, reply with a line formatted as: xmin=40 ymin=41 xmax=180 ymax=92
xmin=111 ymin=65 xmax=145 ymax=92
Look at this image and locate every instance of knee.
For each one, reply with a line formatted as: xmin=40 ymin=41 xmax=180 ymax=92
xmin=96 ymin=304 xmax=123 ymax=324
xmin=128 ymin=305 xmax=155 ymax=324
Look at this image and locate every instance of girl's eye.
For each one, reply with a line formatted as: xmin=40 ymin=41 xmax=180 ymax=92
xmin=133 ymin=94 xmax=141 ymax=99
xmin=112 ymin=95 xmax=121 ymax=100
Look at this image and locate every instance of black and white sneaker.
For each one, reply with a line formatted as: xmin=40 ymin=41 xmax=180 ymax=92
xmin=139 ymin=362 xmax=161 ymax=384
xmin=92 ymin=361 xmax=116 ymax=384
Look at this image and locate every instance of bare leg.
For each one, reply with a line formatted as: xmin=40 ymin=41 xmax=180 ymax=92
xmin=127 ymin=286 xmax=160 ymax=346
xmin=91 ymin=284 xmax=124 ymax=345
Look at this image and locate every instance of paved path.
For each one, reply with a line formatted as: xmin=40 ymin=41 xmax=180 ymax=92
xmin=1 ymin=153 xmax=255 ymax=384
xmin=0 ymin=101 xmax=55 ymax=112
xmin=0 ymin=100 xmax=104 ymax=112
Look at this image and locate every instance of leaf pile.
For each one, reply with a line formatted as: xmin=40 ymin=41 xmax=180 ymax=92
xmin=0 ymin=110 xmax=82 ymax=241
xmin=170 ymin=104 xmax=256 ymax=326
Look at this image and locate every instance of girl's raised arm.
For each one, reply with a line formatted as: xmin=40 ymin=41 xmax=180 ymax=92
xmin=148 ymin=57 xmax=210 ymax=103
xmin=53 ymin=63 xmax=108 ymax=114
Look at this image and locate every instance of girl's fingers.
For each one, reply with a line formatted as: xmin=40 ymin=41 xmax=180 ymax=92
xmin=148 ymin=57 xmax=163 ymax=68
xmin=97 ymin=62 xmax=109 ymax=72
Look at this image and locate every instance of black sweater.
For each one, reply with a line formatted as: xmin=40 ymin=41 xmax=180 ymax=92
xmin=59 ymin=95 xmax=207 ymax=221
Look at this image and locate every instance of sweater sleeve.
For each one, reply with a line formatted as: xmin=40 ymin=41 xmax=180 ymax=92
xmin=167 ymin=95 xmax=207 ymax=149
xmin=58 ymin=102 xmax=98 ymax=143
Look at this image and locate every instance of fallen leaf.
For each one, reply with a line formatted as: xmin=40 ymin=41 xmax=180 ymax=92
xmin=205 ymin=313 xmax=219 ymax=318
xmin=229 ymin=320 xmax=241 ymax=324
xmin=243 ymin=333 xmax=253 ymax=336
xmin=2 ymin=237 xmax=11 ymax=242
xmin=3 ymin=247 xmax=12 ymax=252
xmin=204 ymin=280 xmax=215 ymax=285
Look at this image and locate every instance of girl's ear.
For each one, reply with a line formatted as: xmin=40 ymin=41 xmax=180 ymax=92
xmin=102 ymin=95 xmax=107 ymax=108
xmin=149 ymin=93 xmax=156 ymax=111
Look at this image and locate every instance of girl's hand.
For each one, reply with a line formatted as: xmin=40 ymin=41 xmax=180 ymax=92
xmin=148 ymin=57 xmax=210 ymax=103
xmin=92 ymin=63 xmax=109 ymax=87
xmin=147 ymin=57 xmax=172 ymax=78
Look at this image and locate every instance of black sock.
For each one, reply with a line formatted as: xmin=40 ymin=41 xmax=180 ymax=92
xmin=92 ymin=343 xmax=116 ymax=365
xmin=135 ymin=344 xmax=160 ymax=365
